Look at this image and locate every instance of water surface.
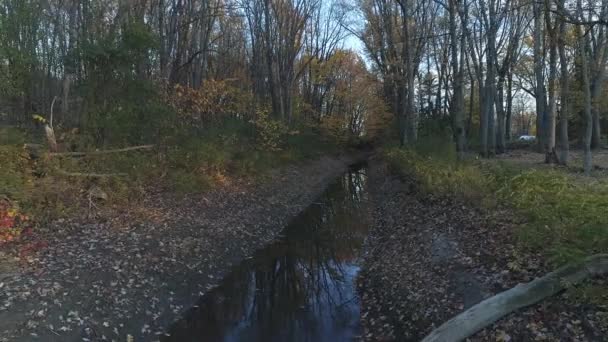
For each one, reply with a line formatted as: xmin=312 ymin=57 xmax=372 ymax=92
xmin=164 ymin=165 xmax=369 ymax=342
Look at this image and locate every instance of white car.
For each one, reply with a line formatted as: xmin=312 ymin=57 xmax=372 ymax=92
xmin=518 ymin=135 xmax=536 ymax=141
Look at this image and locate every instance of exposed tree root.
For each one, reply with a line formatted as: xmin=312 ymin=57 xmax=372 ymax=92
xmin=422 ymin=254 xmax=608 ymax=342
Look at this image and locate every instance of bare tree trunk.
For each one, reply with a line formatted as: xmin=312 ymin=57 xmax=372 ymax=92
xmin=591 ymin=77 xmax=604 ymax=149
xmin=557 ymin=4 xmax=569 ymax=165
xmin=449 ymin=0 xmax=466 ymax=159
xmin=545 ymin=17 xmax=558 ymax=163
xmin=591 ymin=108 xmax=602 ymax=148
xmin=476 ymin=0 xmax=497 ymax=157
xmin=158 ymin=0 xmax=168 ymax=79
xmin=578 ymin=0 xmax=593 ymax=175
xmin=402 ymin=0 xmax=417 ymax=145
xmin=484 ymin=9 xmax=497 ymax=157
xmin=495 ymin=79 xmax=506 ymax=154
xmin=506 ymin=70 xmax=513 ymax=142
xmin=61 ymin=75 xmax=71 ymax=120
xmin=533 ymin=1 xmax=546 ymax=151
xmin=468 ymin=75 xmax=475 ymax=136
xmin=479 ymin=80 xmax=488 ymax=156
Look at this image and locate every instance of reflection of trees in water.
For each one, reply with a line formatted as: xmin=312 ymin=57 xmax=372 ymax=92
xmin=164 ymin=168 xmax=369 ymax=342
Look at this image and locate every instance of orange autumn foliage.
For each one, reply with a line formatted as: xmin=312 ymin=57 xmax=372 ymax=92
xmin=0 ymin=199 xmax=29 ymax=243
xmin=167 ymin=80 xmax=251 ymax=127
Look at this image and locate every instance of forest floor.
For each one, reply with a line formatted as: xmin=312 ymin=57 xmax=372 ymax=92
xmin=357 ymin=157 xmax=608 ymax=341
xmin=0 ymin=153 xmax=366 ymax=342
xmin=495 ymin=147 xmax=608 ymax=177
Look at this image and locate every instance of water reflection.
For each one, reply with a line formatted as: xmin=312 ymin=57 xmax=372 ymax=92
xmin=164 ymin=166 xmax=369 ymax=342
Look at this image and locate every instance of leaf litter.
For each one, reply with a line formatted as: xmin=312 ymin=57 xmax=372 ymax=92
xmin=0 ymin=155 xmax=363 ymax=341
xmin=357 ymin=159 xmax=607 ymax=341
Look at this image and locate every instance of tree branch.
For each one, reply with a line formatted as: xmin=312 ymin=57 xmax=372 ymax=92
xmin=49 ymin=145 xmax=155 ymax=157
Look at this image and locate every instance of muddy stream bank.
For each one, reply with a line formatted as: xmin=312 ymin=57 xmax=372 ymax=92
xmin=0 ymin=154 xmax=368 ymax=342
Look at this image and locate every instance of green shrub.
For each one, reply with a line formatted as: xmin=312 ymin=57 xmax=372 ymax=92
xmin=384 ymin=146 xmax=608 ymax=265
xmin=0 ymin=146 xmax=29 ymax=200
xmin=168 ymin=169 xmax=212 ymax=194
xmin=0 ymin=126 xmax=27 ymax=145
xmin=385 ymin=148 xmax=491 ymax=202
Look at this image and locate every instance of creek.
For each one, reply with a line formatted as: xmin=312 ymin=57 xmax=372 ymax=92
xmin=163 ymin=164 xmax=370 ymax=342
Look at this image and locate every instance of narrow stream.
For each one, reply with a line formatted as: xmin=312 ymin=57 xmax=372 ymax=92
xmin=163 ymin=165 xmax=370 ymax=342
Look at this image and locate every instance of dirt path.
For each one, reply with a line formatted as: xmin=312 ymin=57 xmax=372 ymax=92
xmin=357 ymin=158 xmax=607 ymax=341
xmin=0 ymin=154 xmax=366 ymax=342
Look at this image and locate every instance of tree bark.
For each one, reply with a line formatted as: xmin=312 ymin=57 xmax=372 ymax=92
xmin=545 ymin=16 xmax=558 ymax=163
xmin=449 ymin=0 xmax=466 ymax=159
xmin=401 ymin=0 xmax=418 ymax=145
xmin=506 ymin=70 xmax=513 ymax=142
xmin=495 ymin=77 xmax=506 ymax=154
xmin=533 ymin=1 xmax=546 ymax=151
xmin=578 ymin=0 xmax=593 ymax=175
xmin=423 ymin=254 xmax=608 ymax=342
xmin=557 ymin=4 xmax=569 ymax=165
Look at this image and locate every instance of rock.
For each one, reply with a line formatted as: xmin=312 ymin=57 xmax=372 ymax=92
xmin=88 ymin=186 xmax=108 ymax=201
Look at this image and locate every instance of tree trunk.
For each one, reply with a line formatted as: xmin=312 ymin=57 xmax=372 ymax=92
xmin=545 ymin=26 xmax=558 ymax=163
xmin=495 ymin=77 xmax=506 ymax=154
xmin=506 ymin=70 xmax=513 ymax=142
xmin=61 ymin=74 xmax=72 ymax=120
xmin=422 ymin=254 xmax=608 ymax=342
xmin=557 ymin=7 xmax=569 ymax=165
xmin=533 ymin=2 xmax=546 ymax=150
xmin=403 ymin=0 xmax=417 ymax=145
xmin=578 ymin=0 xmax=593 ymax=175
xmin=468 ymin=76 xmax=475 ymax=136
xmin=449 ymin=0 xmax=466 ymax=160
xmin=479 ymin=80 xmax=488 ymax=156
xmin=592 ymin=109 xmax=602 ymax=149
xmin=159 ymin=0 xmax=168 ymax=79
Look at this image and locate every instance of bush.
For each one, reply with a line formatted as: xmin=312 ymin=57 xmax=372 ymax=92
xmin=0 ymin=146 xmax=30 ymax=200
xmin=0 ymin=126 xmax=27 ymax=145
xmin=385 ymin=147 xmax=491 ymax=203
xmin=0 ymin=198 xmax=30 ymax=243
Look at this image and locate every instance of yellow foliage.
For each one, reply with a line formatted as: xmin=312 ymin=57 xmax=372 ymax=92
xmin=254 ymin=110 xmax=288 ymax=151
xmin=32 ymin=114 xmax=47 ymax=123
xmin=167 ymin=80 xmax=251 ymax=126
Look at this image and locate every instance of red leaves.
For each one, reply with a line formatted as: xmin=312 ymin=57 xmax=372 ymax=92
xmin=0 ymin=199 xmax=30 ymax=243
xmin=0 ymin=215 xmax=15 ymax=229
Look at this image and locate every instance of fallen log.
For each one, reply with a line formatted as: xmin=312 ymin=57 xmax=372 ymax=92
xmin=55 ymin=169 xmax=128 ymax=178
xmin=49 ymin=145 xmax=154 ymax=157
xmin=422 ymin=254 xmax=608 ymax=342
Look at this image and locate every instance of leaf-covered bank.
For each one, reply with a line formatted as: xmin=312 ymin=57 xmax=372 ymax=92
xmin=0 ymin=121 xmax=348 ymax=243
xmin=384 ymin=147 xmax=608 ymax=264
xmin=0 ymin=153 xmax=366 ymax=341
xmin=357 ymin=152 xmax=608 ymax=341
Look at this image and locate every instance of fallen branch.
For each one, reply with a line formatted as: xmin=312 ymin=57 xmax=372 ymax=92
xmin=49 ymin=145 xmax=155 ymax=157
xmin=55 ymin=169 xmax=128 ymax=178
xmin=422 ymin=254 xmax=608 ymax=342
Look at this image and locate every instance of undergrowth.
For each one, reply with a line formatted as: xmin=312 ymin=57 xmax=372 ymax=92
xmin=0 ymin=120 xmax=341 ymax=232
xmin=384 ymin=139 xmax=608 ymax=266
